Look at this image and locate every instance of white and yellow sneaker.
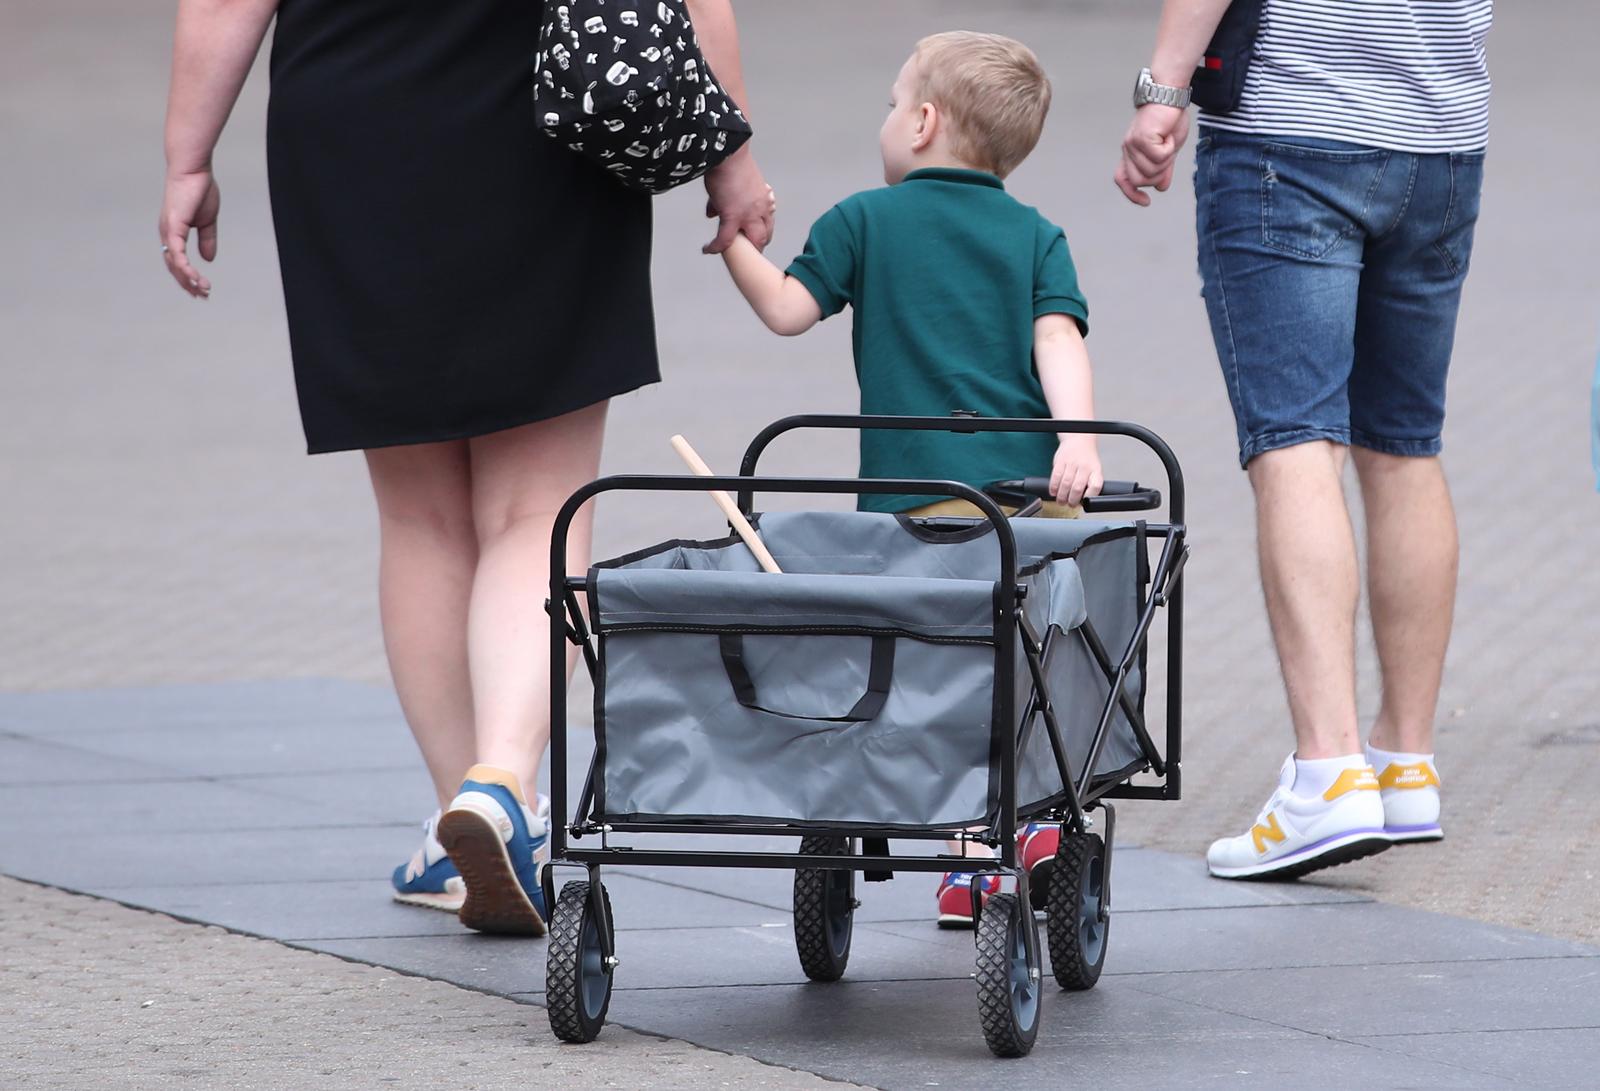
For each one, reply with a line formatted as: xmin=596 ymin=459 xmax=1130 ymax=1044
xmin=1207 ymin=756 xmax=1390 ymax=880
xmin=1368 ymin=746 xmax=1443 ymax=844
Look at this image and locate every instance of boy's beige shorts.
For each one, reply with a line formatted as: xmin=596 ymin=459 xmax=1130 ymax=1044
xmin=900 ymin=498 xmax=1081 ymax=520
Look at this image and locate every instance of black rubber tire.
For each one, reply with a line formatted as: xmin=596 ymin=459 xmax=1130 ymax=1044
xmin=546 ymin=880 xmax=614 ymax=1043
xmin=975 ymin=892 xmax=1042 ymax=1057
xmin=1046 ymin=832 xmax=1108 ymax=991
xmin=792 ymin=836 xmax=854 ymax=982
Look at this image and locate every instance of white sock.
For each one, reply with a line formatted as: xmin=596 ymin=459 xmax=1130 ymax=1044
xmin=1366 ymin=744 xmax=1435 ymax=773
xmin=1291 ymin=752 xmax=1368 ymax=798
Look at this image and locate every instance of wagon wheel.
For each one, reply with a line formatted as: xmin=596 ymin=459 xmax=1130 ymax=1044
xmin=975 ymin=891 xmax=1042 ymax=1057
xmin=1046 ymin=832 xmax=1108 ymax=991
xmin=792 ymin=836 xmax=855 ymax=982
xmin=546 ymin=880 xmax=614 ymax=1043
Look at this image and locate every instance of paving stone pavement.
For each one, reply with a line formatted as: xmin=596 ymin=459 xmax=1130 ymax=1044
xmin=0 ymin=876 xmax=848 ymax=1091
xmin=4 ymin=679 xmax=1599 ymax=1088
xmin=4 ymin=0 xmax=1600 ymax=1083
xmin=10 ymin=0 xmax=1594 ymax=944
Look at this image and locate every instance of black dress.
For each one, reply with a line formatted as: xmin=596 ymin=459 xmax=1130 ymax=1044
xmin=266 ymin=0 xmax=659 ymax=454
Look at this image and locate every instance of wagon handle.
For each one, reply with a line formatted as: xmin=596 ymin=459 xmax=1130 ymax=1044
xmin=735 ymin=415 xmax=1185 ymax=526
xmin=988 ymin=477 xmax=1164 ymax=514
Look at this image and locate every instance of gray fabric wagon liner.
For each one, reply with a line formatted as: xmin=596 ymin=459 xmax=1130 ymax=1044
xmin=588 ymin=510 xmax=1149 ymax=830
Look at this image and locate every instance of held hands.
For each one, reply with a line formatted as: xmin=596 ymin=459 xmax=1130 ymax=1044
xmin=159 ymin=168 xmax=220 ymax=298
xmin=704 ymin=148 xmax=775 ymax=254
xmin=1114 ymin=104 xmax=1190 ymax=207
xmin=1051 ymin=436 xmax=1104 ymax=508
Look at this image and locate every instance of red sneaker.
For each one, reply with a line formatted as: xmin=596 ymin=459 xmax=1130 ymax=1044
xmin=1018 ymin=822 xmax=1061 ymax=911
xmin=936 ymin=872 xmax=1002 ymax=929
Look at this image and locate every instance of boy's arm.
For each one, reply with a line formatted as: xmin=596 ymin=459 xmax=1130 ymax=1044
xmin=722 ymin=234 xmax=823 ymax=336
xmin=1034 ymin=313 xmax=1104 ymax=506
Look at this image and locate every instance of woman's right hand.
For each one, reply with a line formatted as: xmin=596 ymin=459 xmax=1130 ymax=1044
xmin=159 ymin=168 xmax=221 ymax=298
xmin=703 ymin=149 xmax=774 ymax=255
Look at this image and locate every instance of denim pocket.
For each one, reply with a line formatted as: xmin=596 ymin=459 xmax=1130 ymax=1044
xmin=1435 ymin=150 xmax=1486 ymax=276
xmin=1259 ymin=141 xmax=1389 ymax=261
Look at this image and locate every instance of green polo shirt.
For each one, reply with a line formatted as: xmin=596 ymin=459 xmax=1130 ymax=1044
xmin=786 ymin=167 xmax=1090 ymax=513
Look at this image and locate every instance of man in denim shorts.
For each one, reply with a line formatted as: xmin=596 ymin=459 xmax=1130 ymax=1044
xmin=1116 ymin=0 xmax=1493 ymax=879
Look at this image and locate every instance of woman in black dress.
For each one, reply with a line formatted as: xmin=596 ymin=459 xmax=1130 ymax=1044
xmin=159 ymin=0 xmax=772 ymax=934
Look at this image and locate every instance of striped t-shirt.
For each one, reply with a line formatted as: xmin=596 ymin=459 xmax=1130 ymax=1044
xmin=1199 ymin=0 xmax=1494 ymax=153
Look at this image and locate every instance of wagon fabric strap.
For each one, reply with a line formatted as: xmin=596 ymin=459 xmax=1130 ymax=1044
xmin=718 ymin=634 xmax=895 ymax=722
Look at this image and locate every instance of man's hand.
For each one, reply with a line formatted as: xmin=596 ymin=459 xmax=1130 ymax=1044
xmin=1051 ymin=436 xmax=1105 ymax=508
xmin=704 ymin=149 xmax=774 ymax=255
xmin=1115 ymin=103 xmax=1191 ymax=207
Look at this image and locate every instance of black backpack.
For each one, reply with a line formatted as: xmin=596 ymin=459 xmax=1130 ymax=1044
xmin=534 ymin=0 xmax=753 ymax=194
xmin=1191 ymin=0 xmax=1265 ymax=114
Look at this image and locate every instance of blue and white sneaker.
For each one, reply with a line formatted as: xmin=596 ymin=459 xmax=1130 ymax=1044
xmin=436 ymin=765 xmax=551 ymax=935
xmin=391 ymin=810 xmax=466 ymax=912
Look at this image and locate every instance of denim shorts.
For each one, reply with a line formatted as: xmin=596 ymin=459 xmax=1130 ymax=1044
xmin=1194 ymin=128 xmax=1485 ymax=466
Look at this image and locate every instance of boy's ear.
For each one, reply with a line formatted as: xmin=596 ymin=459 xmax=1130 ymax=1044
xmin=912 ymin=102 xmax=938 ymax=152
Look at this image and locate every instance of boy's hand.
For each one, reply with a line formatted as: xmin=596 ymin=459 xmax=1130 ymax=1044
xmin=1051 ymin=436 xmax=1104 ymax=508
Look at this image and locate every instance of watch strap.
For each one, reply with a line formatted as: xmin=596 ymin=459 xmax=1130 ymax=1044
xmin=1136 ymin=67 xmax=1192 ymax=109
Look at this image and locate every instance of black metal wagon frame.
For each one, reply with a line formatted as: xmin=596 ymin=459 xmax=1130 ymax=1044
xmin=541 ymin=415 xmax=1188 ymax=1055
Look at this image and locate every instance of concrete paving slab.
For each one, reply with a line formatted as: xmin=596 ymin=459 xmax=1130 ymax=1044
xmin=0 ymin=823 xmax=403 ymax=890
xmin=0 ymin=679 xmax=402 ymax=735
xmin=860 ymin=899 xmax=1595 ymax=976
xmin=518 ymin=977 xmax=1510 ymax=1090
xmin=0 ymin=732 xmax=182 ymax=784
xmin=39 ymin=719 xmax=420 ymax=778
xmin=1127 ymin=955 xmax=1600 ymax=1038
xmin=303 ymin=933 xmax=562 ymax=998
xmin=0 ymin=777 xmax=367 ymax=836
xmin=1085 ymin=846 xmax=1369 ymax=913
xmin=230 ymin=767 xmax=443 ymax=825
xmin=89 ymin=879 xmax=468 ymax=941
xmin=1349 ymin=1028 xmax=1600 ymax=1086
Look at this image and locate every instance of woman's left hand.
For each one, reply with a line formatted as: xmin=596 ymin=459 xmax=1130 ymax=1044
xmin=703 ymin=149 xmax=774 ymax=254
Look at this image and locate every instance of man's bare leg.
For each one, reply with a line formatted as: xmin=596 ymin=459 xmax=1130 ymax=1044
xmin=1249 ymin=441 xmax=1362 ymax=759
xmin=1354 ymin=449 xmax=1457 ymax=756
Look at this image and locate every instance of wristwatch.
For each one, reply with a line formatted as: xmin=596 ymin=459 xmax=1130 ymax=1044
xmin=1132 ymin=67 xmax=1192 ymax=109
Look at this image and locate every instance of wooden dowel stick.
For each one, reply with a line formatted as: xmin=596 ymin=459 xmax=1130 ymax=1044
xmin=669 ymin=434 xmax=783 ymax=574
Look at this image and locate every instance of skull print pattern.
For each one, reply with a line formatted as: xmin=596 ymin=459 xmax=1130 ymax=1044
xmin=534 ymin=0 xmax=753 ymax=194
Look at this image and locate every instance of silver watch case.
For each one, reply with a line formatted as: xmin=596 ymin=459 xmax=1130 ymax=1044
xmin=1133 ymin=67 xmax=1192 ymax=109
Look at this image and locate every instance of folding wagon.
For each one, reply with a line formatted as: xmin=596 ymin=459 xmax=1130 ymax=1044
xmin=539 ymin=415 xmax=1189 ymax=1057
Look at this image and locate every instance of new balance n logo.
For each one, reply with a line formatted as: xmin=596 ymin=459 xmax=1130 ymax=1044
xmin=1250 ymin=812 xmax=1286 ymax=855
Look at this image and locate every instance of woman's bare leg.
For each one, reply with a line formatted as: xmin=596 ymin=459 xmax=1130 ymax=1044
xmin=466 ymin=402 xmax=609 ymax=795
xmin=365 ymin=440 xmax=479 ymax=810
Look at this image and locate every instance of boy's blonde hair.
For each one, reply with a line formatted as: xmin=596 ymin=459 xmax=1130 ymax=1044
xmin=913 ymin=32 xmax=1051 ymax=178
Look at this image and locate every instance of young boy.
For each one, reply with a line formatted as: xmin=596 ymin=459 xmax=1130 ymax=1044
xmin=721 ymin=31 xmax=1103 ymax=926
